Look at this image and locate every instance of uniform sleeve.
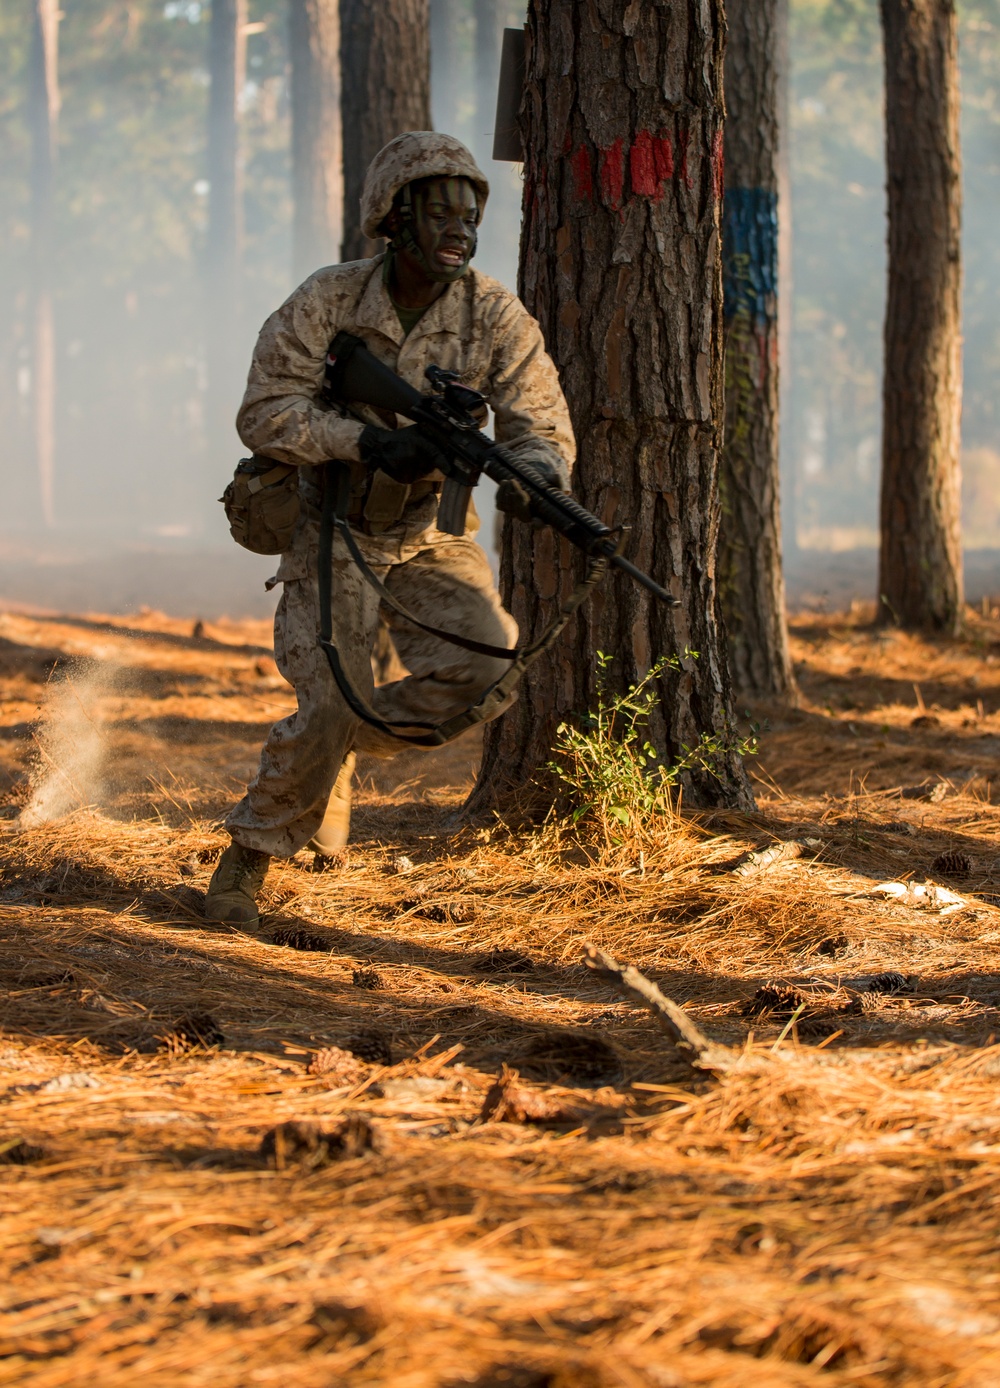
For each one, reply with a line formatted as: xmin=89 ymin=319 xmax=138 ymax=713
xmin=486 ymin=298 xmax=575 ymax=481
xmin=236 ymin=276 xmax=365 ymax=466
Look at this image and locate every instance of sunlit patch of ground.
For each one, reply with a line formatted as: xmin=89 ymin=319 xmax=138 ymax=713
xmin=3 ymin=604 xmax=1000 ymax=1385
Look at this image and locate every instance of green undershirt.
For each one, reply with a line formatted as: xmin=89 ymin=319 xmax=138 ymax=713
xmin=383 ymin=248 xmax=429 ymax=338
xmin=392 ymin=299 xmax=428 ymax=337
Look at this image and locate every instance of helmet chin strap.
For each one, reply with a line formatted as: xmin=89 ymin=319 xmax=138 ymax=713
xmin=393 ymin=182 xmax=477 ymax=283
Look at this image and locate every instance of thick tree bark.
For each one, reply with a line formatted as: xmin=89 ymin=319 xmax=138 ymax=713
xmin=718 ymin=0 xmax=796 ymax=702
xmin=290 ymin=0 xmax=343 ymax=281
xmin=206 ymin=0 xmax=246 ymax=453
xmin=29 ymin=0 xmax=59 ymax=529
xmin=340 ymin=0 xmax=431 ymax=263
xmin=471 ymin=0 xmax=755 ymax=813
xmin=878 ymin=0 xmax=963 ymax=633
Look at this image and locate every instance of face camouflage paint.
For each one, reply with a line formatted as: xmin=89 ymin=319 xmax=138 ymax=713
xmin=395 ymin=177 xmax=481 ymax=283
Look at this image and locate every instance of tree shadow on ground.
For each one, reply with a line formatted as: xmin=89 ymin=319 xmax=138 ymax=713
xmin=25 ymin=612 xmax=272 ymax=658
xmin=3 ymin=866 xmax=1000 ymax=1074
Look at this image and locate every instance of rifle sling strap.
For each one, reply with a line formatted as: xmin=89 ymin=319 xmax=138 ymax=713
xmin=317 ymin=460 xmax=606 ymax=747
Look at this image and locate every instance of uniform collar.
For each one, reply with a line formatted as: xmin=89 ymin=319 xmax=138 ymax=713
xmin=354 ymin=252 xmax=466 ymax=349
xmin=355 ymin=254 xmax=404 ymax=346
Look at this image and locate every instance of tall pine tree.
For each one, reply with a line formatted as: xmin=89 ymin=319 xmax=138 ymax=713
xmin=717 ymin=0 xmax=796 ymax=701
xmin=472 ymin=0 xmax=754 ymax=813
xmin=290 ymin=0 xmax=342 ymax=281
xmin=878 ymin=0 xmax=963 ymax=632
xmin=340 ymin=0 xmax=431 ymax=262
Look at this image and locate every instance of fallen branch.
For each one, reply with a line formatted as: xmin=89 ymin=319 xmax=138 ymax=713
xmin=731 ymin=839 xmax=815 ymax=876
xmin=583 ymin=944 xmax=734 ymax=1073
xmin=869 ymin=880 xmax=966 ymax=915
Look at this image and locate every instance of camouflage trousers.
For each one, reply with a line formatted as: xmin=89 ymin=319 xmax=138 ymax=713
xmin=225 ymin=519 xmax=517 ymax=858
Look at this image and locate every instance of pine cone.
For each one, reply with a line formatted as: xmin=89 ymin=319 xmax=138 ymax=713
xmin=795 ymin=1014 xmax=843 ymax=1041
xmin=816 ymin=934 xmax=849 ymax=957
xmin=343 ymin=1029 xmax=393 ymax=1065
xmin=866 ymin=970 xmax=909 ymax=995
xmin=422 ymin=900 xmax=477 ymax=923
xmin=741 ymin=984 xmax=806 ymax=1019
xmin=352 ymin=967 xmax=384 ymax=991
xmin=259 ymin=1115 xmax=379 ymax=1170
xmin=479 ymin=1065 xmax=584 ymax=1125
xmin=860 ymin=991 xmax=887 ymax=1013
xmin=308 ymin=1046 xmax=368 ymax=1085
xmin=269 ymin=926 xmax=330 ymax=953
xmin=473 ymin=948 xmax=534 ymax=975
xmin=932 ymin=850 xmax=971 ymax=877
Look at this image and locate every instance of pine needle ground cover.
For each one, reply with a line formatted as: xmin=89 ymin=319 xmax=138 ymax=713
xmin=2 ymin=604 xmax=1000 ymax=1386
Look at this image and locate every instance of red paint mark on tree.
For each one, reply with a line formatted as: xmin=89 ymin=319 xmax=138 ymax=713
xmin=654 ymin=131 xmax=674 ymax=182
xmin=630 ymin=129 xmax=675 ymax=199
xmin=571 ymin=144 xmax=594 ymax=204
xmin=600 ymin=139 xmax=625 ymax=210
xmin=629 ymin=130 xmax=657 ymax=197
xmin=712 ymin=130 xmax=724 ymax=201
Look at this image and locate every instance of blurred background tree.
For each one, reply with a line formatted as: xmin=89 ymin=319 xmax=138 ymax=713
xmin=340 ymin=0 xmax=430 ymax=262
xmin=878 ymin=0 xmax=963 ymax=634
xmin=787 ymin=0 xmax=1000 ymax=563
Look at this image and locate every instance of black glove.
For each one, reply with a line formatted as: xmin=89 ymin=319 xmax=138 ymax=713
xmin=358 ymin=423 xmax=448 ymax=485
xmin=495 ymin=456 xmax=569 ymax=524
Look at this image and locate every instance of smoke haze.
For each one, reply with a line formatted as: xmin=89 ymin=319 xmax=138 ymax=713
xmin=1 ymin=0 xmax=998 ymax=616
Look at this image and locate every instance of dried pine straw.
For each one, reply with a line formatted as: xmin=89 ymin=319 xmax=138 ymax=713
xmin=3 ymin=605 xmax=1000 ymax=1384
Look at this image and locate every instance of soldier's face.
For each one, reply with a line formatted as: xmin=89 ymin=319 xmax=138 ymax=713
xmin=408 ymin=178 xmax=480 ymax=280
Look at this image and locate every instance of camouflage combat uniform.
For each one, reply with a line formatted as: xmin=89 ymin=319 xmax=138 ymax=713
xmin=225 ymin=135 xmax=574 ymax=859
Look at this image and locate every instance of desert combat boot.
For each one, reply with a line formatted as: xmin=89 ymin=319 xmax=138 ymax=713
xmin=204 ymin=842 xmax=270 ymax=926
xmin=307 ymin=752 xmax=356 ymax=862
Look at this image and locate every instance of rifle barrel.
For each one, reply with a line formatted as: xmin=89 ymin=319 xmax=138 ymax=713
xmin=607 ymin=552 xmax=679 ymax=605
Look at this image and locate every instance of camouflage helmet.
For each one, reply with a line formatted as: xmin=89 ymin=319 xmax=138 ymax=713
xmin=360 ymin=131 xmax=490 ymax=241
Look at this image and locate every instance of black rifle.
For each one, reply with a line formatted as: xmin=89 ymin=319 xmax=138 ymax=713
xmin=324 ymin=331 xmax=677 ymax=606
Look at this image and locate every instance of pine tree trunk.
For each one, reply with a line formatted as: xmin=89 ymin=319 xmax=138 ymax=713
xmin=776 ymin=0 xmax=796 ymax=568
xmin=340 ymin=0 xmax=431 ymax=263
xmin=290 ymin=0 xmax=343 ymax=281
xmin=206 ymin=0 xmax=246 ymax=456
xmin=878 ymin=0 xmax=963 ymax=633
xmin=718 ymin=0 xmax=796 ymax=701
xmin=471 ymin=0 xmax=755 ymax=814
xmin=29 ymin=0 xmax=59 ymax=529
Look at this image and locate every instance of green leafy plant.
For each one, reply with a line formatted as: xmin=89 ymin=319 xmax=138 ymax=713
xmin=547 ymin=652 xmax=760 ymax=838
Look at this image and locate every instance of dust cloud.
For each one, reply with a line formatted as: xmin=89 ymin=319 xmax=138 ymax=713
xmin=19 ymin=661 xmax=123 ymax=827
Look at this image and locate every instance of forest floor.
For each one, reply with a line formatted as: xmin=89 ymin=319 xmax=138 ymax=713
xmin=3 ymin=602 xmax=1000 ymax=1385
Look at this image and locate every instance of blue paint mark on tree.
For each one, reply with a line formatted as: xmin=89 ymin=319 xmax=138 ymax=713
xmin=723 ymin=186 xmax=778 ymax=326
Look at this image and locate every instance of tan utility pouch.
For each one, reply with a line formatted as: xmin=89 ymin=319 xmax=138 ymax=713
xmin=221 ymin=457 xmax=300 ymax=554
xmin=362 ymin=470 xmax=411 ymax=533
